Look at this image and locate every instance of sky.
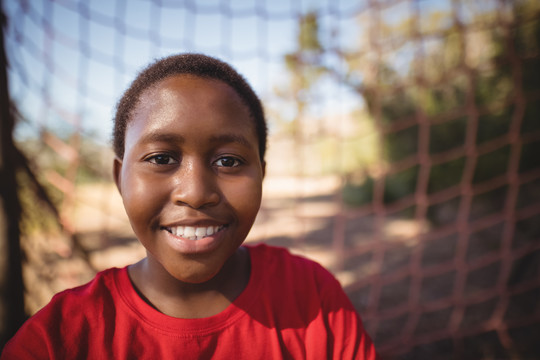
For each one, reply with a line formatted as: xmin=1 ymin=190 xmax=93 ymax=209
xmin=2 ymin=0 xmax=476 ymax=144
xmin=2 ymin=0 xmax=358 ymax=142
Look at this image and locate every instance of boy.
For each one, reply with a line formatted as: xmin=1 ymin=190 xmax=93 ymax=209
xmin=2 ymin=54 xmax=378 ymax=359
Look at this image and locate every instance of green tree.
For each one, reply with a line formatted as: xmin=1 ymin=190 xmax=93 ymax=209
xmin=282 ymin=1 xmax=540 ymax=213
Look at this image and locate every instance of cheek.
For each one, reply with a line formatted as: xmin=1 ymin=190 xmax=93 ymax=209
xmin=225 ymin=175 xmax=263 ymax=222
xmin=121 ymin=169 xmax=167 ymax=228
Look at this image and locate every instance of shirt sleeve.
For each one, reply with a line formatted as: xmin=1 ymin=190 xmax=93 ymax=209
xmin=1 ymin=315 xmax=53 ymax=360
xmin=317 ymin=265 xmax=380 ymax=360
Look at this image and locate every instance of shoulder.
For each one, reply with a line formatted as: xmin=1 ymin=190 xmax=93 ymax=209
xmin=2 ymin=267 xmax=124 ymax=359
xmin=247 ymin=243 xmax=324 ymax=268
xmin=248 ymin=243 xmax=335 ymax=274
xmin=42 ymin=267 xmax=121 ymax=316
xmin=244 ymin=244 xmax=380 ymax=358
xmin=246 ymin=243 xmax=342 ymax=295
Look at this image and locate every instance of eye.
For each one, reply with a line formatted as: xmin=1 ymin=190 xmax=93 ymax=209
xmin=215 ymin=156 xmax=242 ymax=168
xmin=146 ymin=154 xmax=177 ymax=165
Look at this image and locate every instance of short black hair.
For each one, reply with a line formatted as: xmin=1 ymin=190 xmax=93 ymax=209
xmin=113 ymin=53 xmax=267 ymax=161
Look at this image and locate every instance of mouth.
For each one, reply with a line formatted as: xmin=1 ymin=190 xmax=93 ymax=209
xmin=162 ymin=225 xmax=227 ymax=241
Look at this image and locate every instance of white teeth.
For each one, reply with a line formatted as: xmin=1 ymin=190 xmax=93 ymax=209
xmin=195 ymin=227 xmax=207 ymax=237
xmin=173 ymin=226 xmax=184 ymax=237
xmin=167 ymin=225 xmax=223 ymax=240
xmin=184 ymin=226 xmax=195 ymax=237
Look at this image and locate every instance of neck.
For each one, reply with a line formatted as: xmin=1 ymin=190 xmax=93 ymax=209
xmin=128 ymin=247 xmax=250 ymax=318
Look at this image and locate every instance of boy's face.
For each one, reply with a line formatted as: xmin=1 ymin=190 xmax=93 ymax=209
xmin=114 ymin=75 xmax=264 ymax=284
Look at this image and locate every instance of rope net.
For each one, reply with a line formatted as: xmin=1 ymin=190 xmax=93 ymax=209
xmin=3 ymin=0 xmax=540 ymax=358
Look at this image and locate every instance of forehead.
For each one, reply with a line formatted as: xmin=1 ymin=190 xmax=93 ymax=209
xmin=134 ymin=75 xmax=250 ymax=125
xmin=126 ymin=75 xmax=257 ymax=145
xmin=142 ymin=75 xmax=247 ymax=112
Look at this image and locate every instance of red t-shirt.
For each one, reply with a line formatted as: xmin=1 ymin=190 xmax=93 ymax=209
xmin=2 ymin=244 xmax=378 ymax=359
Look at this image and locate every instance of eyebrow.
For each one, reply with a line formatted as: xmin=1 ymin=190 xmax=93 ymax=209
xmin=138 ymin=132 xmax=185 ymax=145
xmin=138 ymin=132 xmax=252 ymax=148
xmin=209 ymin=133 xmax=253 ymax=148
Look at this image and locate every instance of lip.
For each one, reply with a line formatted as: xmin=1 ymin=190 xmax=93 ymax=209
xmin=161 ymin=218 xmax=227 ymax=227
xmin=161 ymin=224 xmax=228 ymax=254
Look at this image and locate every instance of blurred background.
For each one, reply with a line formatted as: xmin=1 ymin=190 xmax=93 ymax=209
xmin=1 ymin=0 xmax=540 ymax=358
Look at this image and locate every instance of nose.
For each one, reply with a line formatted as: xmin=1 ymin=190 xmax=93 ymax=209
xmin=170 ymin=159 xmax=220 ymax=209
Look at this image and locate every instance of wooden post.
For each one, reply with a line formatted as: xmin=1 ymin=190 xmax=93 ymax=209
xmin=0 ymin=4 xmax=26 ymax=347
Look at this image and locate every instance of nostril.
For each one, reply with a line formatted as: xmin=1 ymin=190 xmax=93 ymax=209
xmin=170 ymin=176 xmax=220 ymax=209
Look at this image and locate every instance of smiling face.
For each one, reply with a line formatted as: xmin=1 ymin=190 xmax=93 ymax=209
xmin=114 ymin=75 xmax=264 ymax=284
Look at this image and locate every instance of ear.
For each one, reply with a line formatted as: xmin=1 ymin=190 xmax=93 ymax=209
xmin=113 ymin=156 xmax=123 ymax=194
